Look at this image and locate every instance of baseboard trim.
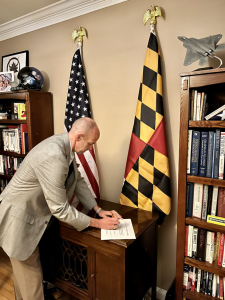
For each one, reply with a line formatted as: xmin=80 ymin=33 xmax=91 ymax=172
xmin=0 ymin=0 xmax=128 ymax=41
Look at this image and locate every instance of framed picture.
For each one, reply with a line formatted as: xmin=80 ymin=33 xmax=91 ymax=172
xmin=0 ymin=71 xmax=14 ymax=92
xmin=1 ymin=50 xmax=29 ymax=86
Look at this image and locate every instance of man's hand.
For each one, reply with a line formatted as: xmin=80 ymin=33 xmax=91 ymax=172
xmin=90 ymin=216 xmax=120 ymax=230
xmin=98 ymin=209 xmax=123 ymax=220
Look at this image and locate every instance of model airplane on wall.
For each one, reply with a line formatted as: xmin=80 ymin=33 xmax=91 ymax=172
xmin=178 ymin=34 xmax=225 ymax=68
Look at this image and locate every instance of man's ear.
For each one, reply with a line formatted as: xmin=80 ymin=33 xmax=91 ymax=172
xmin=76 ymin=134 xmax=83 ymax=141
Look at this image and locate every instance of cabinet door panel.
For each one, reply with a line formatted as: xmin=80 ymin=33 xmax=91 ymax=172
xmin=94 ymin=252 xmax=122 ymax=300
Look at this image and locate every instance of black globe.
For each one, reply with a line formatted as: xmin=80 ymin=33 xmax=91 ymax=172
xmin=18 ymin=67 xmax=44 ymax=91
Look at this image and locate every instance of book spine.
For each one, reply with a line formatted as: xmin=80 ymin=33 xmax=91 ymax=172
xmin=209 ymin=232 xmax=215 ymax=264
xmin=222 ymin=237 xmax=225 ymax=267
xmin=188 ymin=225 xmax=193 ymax=257
xmin=199 ymin=92 xmax=205 ymax=121
xmin=196 ymin=268 xmax=201 ymax=292
xmin=206 ymin=131 xmax=214 ymax=177
xmin=190 ymin=90 xmax=194 ymax=120
xmin=187 ymin=130 xmax=193 ymax=174
xmin=207 ymin=272 xmax=213 ymax=296
xmin=197 ymin=228 xmax=206 ymax=261
xmin=220 ymin=276 xmax=223 ymax=299
xmin=201 ymin=93 xmax=207 ymax=120
xmin=211 ymin=186 xmax=219 ymax=216
xmin=215 ymin=232 xmax=221 ymax=263
xmin=192 ymin=183 xmax=203 ymax=218
xmin=190 ymin=131 xmax=200 ymax=175
xmin=191 ymin=267 xmax=196 ymax=291
xmin=219 ymin=132 xmax=225 ymax=179
xmin=211 ymin=133 xmax=216 ymax=178
xmin=201 ymin=185 xmax=208 ymax=220
xmin=196 ymin=92 xmax=202 ymax=121
xmin=186 ymin=182 xmax=194 ymax=217
xmin=206 ymin=231 xmax=211 ymax=262
xmin=207 ymin=215 xmax=225 ymax=226
xmin=217 ymin=274 xmax=220 ymax=298
xmin=185 ymin=226 xmax=188 ymax=257
xmin=205 ymin=271 xmax=208 ymax=294
xmin=212 ymin=274 xmax=217 ymax=297
xmin=192 ymin=228 xmax=198 ymax=259
xmin=193 ymin=90 xmax=197 ymax=121
xmin=199 ymin=131 xmax=208 ymax=177
xmin=214 ymin=129 xmax=221 ymax=179
xmin=218 ymin=187 xmax=225 ymax=218
xmin=218 ymin=233 xmax=225 ymax=266
xmin=183 ymin=264 xmax=189 ymax=290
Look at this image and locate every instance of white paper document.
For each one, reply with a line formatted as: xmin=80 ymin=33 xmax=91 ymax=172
xmin=101 ymin=219 xmax=136 ymax=240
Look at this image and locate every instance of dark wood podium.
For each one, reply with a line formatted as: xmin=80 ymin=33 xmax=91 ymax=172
xmin=42 ymin=200 xmax=159 ymax=300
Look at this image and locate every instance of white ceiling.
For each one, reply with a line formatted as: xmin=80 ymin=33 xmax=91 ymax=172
xmin=0 ymin=0 xmax=61 ymax=24
xmin=0 ymin=0 xmax=128 ymax=42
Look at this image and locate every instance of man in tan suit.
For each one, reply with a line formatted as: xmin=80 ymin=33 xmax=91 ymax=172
xmin=0 ymin=117 xmax=121 ymax=300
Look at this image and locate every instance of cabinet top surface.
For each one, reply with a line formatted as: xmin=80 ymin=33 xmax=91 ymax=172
xmin=60 ymin=199 xmax=159 ymax=247
xmin=180 ymin=67 xmax=225 ymax=77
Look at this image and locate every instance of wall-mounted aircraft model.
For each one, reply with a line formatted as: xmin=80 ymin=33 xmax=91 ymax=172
xmin=178 ymin=34 xmax=225 ymax=68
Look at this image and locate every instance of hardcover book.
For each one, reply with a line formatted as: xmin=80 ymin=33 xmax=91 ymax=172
xmin=219 ymin=132 xmax=225 ymax=179
xmin=213 ymin=129 xmax=221 ymax=179
xmin=199 ymin=131 xmax=208 ymax=177
xmin=201 ymin=185 xmax=208 ymax=220
xmin=211 ymin=186 xmax=219 ymax=216
xmin=187 ymin=130 xmax=193 ymax=174
xmin=197 ymin=228 xmax=206 ymax=261
xmin=190 ymin=131 xmax=200 ymax=175
xmin=186 ymin=182 xmax=194 ymax=217
xmin=205 ymin=104 xmax=225 ymax=120
xmin=192 ymin=183 xmax=203 ymax=218
xmin=218 ymin=187 xmax=225 ymax=218
xmin=206 ymin=131 xmax=214 ymax=178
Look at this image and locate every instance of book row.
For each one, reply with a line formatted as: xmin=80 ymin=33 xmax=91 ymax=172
xmin=0 ymin=124 xmax=28 ymax=154
xmin=186 ymin=183 xmax=225 ymax=219
xmin=0 ymin=155 xmax=24 ymax=175
xmin=183 ymin=264 xmax=225 ymax=298
xmin=187 ymin=129 xmax=225 ymax=179
xmin=185 ymin=225 xmax=225 ymax=267
xmin=0 ymin=179 xmax=9 ymax=193
xmin=189 ymin=90 xmax=208 ymax=121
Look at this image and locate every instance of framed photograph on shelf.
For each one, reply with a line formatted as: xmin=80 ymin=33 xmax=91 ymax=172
xmin=1 ymin=50 xmax=29 ymax=86
xmin=0 ymin=71 xmax=14 ymax=92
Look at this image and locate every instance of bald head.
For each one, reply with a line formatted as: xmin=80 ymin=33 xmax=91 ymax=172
xmin=68 ymin=117 xmax=100 ymax=154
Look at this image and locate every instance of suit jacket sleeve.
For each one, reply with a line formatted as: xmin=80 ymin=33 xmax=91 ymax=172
xmin=74 ymin=166 xmax=97 ymax=210
xmin=34 ymin=155 xmax=91 ymax=231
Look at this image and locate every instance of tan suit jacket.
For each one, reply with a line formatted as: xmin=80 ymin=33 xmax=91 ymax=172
xmin=0 ymin=133 xmax=97 ymax=261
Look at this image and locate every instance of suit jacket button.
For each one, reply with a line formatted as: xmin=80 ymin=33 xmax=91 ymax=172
xmin=45 ymin=221 xmax=48 ymax=225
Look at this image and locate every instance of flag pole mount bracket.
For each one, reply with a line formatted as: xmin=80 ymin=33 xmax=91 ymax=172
xmin=143 ymin=5 xmax=162 ymax=32
xmin=72 ymin=26 xmax=87 ymax=44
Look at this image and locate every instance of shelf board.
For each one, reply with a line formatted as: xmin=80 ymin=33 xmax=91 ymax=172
xmin=185 ymin=257 xmax=225 ymax=277
xmin=187 ymin=175 xmax=225 ymax=187
xmin=0 ymin=150 xmax=25 ymax=157
xmin=0 ymin=173 xmax=13 ymax=180
xmin=0 ymin=119 xmax=27 ymax=124
xmin=186 ymin=217 xmax=225 ymax=233
xmin=189 ymin=120 xmax=225 ymax=128
xmin=183 ymin=290 xmax=219 ymax=299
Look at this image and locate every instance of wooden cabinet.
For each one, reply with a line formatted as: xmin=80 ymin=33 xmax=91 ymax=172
xmin=176 ymin=68 xmax=225 ymax=299
xmin=45 ymin=200 xmax=159 ymax=300
xmin=0 ymin=90 xmax=53 ymax=182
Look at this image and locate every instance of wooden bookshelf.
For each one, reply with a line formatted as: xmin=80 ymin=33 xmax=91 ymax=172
xmin=0 ymin=90 xmax=53 ymax=184
xmin=176 ymin=68 xmax=225 ymax=299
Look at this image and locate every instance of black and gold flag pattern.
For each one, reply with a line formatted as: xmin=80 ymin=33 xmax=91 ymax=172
xmin=119 ymin=28 xmax=171 ymax=224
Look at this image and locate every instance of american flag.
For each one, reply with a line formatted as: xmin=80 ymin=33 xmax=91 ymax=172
xmin=65 ymin=47 xmax=100 ymax=208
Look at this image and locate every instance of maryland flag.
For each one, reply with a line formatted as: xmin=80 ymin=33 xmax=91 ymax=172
xmin=119 ymin=27 xmax=171 ymax=224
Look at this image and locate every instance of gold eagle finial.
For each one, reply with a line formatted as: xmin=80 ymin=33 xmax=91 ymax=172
xmin=72 ymin=26 xmax=87 ymax=43
xmin=143 ymin=5 xmax=161 ymax=26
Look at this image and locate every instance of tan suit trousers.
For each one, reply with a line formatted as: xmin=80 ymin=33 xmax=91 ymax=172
xmin=10 ymin=246 xmax=44 ymax=300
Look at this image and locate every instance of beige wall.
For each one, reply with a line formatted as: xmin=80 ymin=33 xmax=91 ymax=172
xmin=1 ymin=0 xmax=225 ymax=291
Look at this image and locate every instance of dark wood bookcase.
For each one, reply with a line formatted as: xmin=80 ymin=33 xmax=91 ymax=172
xmin=176 ymin=68 xmax=225 ymax=299
xmin=0 ymin=90 xmax=53 ymax=182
